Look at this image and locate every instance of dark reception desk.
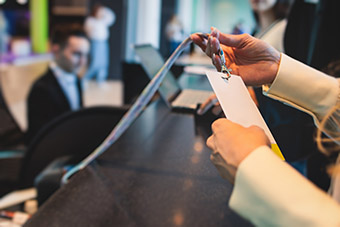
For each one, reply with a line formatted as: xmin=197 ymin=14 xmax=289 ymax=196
xmin=24 ymin=76 xmax=253 ymax=226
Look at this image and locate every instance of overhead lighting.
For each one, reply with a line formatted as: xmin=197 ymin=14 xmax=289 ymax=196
xmin=17 ymin=0 xmax=27 ymax=4
xmin=0 ymin=0 xmax=6 ymax=5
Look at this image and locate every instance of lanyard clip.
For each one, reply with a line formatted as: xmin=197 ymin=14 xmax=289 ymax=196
xmin=194 ymin=32 xmax=232 ymax=81
xmin=218 ymin=48 xmax=232 ymax=81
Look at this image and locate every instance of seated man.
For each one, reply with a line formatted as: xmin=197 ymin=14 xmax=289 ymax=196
xmin=26 ymin=24 xmax=90 ymax=143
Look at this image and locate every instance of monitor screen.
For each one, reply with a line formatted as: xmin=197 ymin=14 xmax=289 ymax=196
xmin=134 ymin=44 xmax=181 ymax=102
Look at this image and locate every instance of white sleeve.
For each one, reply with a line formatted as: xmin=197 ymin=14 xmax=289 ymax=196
xmin=98 ymin=7 xmax=116 ymax=26
xmin=84 ymin=18 xmax=93 ymax=36
xmin=263 ymin=53 xmax=339 ymax=124
xmin=229 ymin=146 xmax=340 ymax=226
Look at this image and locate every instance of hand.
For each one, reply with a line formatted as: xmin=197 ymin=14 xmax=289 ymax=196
xmin=197 ymin=94 xmax=223 ymax=116
xmin=206 ymin=119 xmax=270 ymax=183
xmin=190 ymin=28 xmax=281 ymax=86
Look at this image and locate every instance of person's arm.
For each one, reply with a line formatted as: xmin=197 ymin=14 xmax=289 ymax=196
xmin=229 ymin=146 xmax=340 ymax=226
xmin=98 ymin=7 xmax=115 ymax=26
xmin=191 ymin=28 xmax=340 ymax=124
xmin=208 ymin=119 xmax=340 ymax=226
xmin=197 ymin=28 xmax=340 ymax=226
xmin=263 ymin=53 xmax=339 ymax=123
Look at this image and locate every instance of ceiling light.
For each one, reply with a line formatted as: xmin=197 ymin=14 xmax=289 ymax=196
xmin=17 ymin=0 xmax=27 ymax=4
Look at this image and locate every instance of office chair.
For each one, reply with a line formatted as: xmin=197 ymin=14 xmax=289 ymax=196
xmin=122 ymin=61 xmax=149 ymax=104
xmin=19 ymin=105 xmax=129 ymax=188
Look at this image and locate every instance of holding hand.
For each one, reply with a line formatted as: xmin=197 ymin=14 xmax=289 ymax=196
xmin=190 ymin=28 xmax=281 ymax=86
xmin=206 ymin=119 xmax=270 ymax=183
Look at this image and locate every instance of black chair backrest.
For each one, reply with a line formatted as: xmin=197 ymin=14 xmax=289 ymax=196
xmin=19 ymin=105 xmax=129 ymax=188
xmin=122 ymin=61 xmax=149 ymax=104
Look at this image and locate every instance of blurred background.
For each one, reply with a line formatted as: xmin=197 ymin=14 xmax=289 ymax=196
xmin=0 ymin=0 xmax=256 ymax=131
xmin=0 ymin=0 xmax=256 ymax=79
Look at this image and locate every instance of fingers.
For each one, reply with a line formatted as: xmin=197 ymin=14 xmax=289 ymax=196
xmin=211 ymin=118 xmax=233 ymax=134
xmin=207 ymin=29 xmax=224 ymax=72
xmin=200 ymin=94 xmax=217 ymax=110
xmin=190 ymin=34 xmax=207 ymax=52
xmin=191 ymin=30 xmax=224 ymax=72
xmin=209 ymin=119 xmax=270 ymax=164
xmin=248 ymin=125 xmax=271 ymax=146
xmin=197 ymin=94 xmax=222 ymax=116
xmin=206 ymin=135 xmax=215 ymax=150
xmin=210 ymin=27 xmax=219 ymax=39
xmin=218 ymin=32 xmax=252 ymax=48
xmin=210 ymin=152 xmax=236 ymax=184
xmin=205 ymin=35 xmax=220 ymax=58
xmin=212 ymin=53 xmax=222 ymax=72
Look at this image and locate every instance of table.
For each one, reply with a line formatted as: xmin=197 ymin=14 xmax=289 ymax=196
xmin=24 ymin=95 xmax=252 ymax=227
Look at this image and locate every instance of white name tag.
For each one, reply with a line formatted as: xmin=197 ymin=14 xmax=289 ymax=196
xmin=205 ymin=71 xmax=284 ymax=160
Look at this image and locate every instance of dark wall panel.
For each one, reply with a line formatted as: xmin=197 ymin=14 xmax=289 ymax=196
xmin=160 ymin=0 xmax=177 ymax=58
xmin=102 ymin=0 xmax=125 ymax=80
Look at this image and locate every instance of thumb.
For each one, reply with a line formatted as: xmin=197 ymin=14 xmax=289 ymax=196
xmin=216 ymin=31 xmax=248 ymax=48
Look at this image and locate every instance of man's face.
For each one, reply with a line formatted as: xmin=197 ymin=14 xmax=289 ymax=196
xmin=55 ymin=36 xmax=90 ymax=74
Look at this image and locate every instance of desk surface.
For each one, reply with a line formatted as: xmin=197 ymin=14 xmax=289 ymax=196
xmin=178 ymin=72 xmax=214 ymax=91
xmin=25 ymin=99 xmax=252 ymax=227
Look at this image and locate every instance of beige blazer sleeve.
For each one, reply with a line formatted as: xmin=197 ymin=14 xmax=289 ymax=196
xmin=263 ymin=54 xmax=339 ymax=122
xmin=229 ymin=146 xmax=340 ymax=226
xmin=229 ymin=54 xmax=340 ymax=226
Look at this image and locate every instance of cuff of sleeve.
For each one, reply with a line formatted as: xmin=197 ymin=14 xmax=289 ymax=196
xmin=263 ymin=53 xmax=339 ymax=121
xmin=229 ymin=145 xmax=340 ymax=226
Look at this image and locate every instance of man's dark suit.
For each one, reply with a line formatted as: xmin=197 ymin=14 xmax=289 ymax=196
xmin=26 ymin=68 xmax=83 ymax=143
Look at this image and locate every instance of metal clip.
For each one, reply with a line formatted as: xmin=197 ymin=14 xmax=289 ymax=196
xmin=218 ymin=48 xmax=232 ymax=81
xmin=195 ymin=32 xmax=232 ymax=81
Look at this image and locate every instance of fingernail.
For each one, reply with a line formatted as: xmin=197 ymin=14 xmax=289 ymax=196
xmin=211 ymin=27 xmax=217 ymax=36
xmin=212 ymin=53 xmax=216 ymax=65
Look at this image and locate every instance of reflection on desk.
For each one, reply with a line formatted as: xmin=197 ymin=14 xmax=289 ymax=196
xmin=25 ymin=100 xmax=252 ymax=227
xmin=177 ymin=72 xmax=214 ymax=92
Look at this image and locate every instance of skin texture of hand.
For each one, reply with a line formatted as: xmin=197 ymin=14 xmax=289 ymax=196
xmin=206 ymin=118 xmax=270 ymax=183
xmin=190 ymin=28 xmax=281 ymax=86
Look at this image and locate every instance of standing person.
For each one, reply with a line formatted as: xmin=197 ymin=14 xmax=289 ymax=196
xmin=191 ymin=28 xmax=340 ymax=226
xmin=231 ymin=20 xmax=248 ymax=35
xmin=250 ymin=0 xmax=293 ymax=51
xmin=165 ymin=14 xmax=184 ymax=54
xmin=84 ymin=2 xmax=115 ymax=84
xmin=26 ymin=24 xmax=89 ymax=143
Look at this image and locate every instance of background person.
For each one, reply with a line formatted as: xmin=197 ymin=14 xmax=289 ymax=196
xmin=84 ymin=2 xmax=115 ymax=84
xmin=249 ymin=0 xmax=315 ymax=175
xmin=165 ymin=14 xmax=184 ymax=54
xmin=26 ymin=24 xmax=89 ymax=143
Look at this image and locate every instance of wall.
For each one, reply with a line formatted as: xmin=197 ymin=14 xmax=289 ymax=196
xmin=124 ymin=0 xmax=162 ymax=62
xmin=208 ymin=0 xmax=255 ymax=34
xmin=159 ymin=0 xmax=177 ymax=57
xmin=180 ymin=0 xmax=255 ymax=34
xmin=103 ymin=0 xmax=125 ymax=80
